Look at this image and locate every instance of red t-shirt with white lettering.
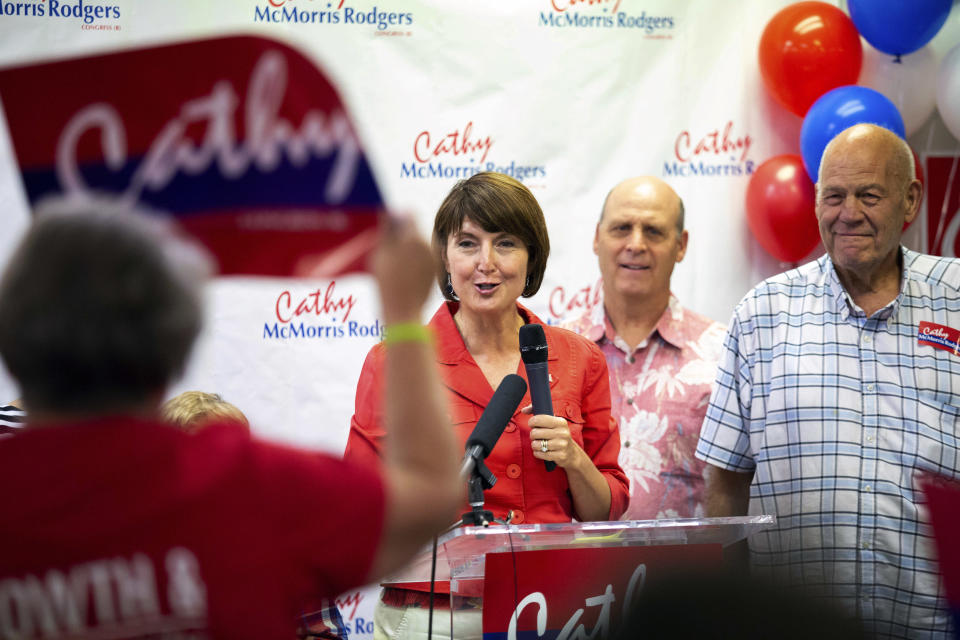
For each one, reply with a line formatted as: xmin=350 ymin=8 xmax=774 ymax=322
xmin=0 ymin=417 xmax=384 ymax=639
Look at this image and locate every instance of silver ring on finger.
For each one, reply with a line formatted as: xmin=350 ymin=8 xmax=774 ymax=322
xmin=540 ymin=439 xmax=549 ymax=453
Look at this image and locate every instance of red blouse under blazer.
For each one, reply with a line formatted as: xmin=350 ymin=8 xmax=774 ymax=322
xmin=344 ymin=302 xmax=629 ymax=524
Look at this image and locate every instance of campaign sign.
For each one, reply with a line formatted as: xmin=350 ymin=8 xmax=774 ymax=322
xmin=481 ymin=544 xmax=721 ymax=640
xmin=0 ymin=35 xmax=382 ymax=276
xmin=925 ymin=156 xmax=960 ymax=259
xmin=918 ymin=322 xmax=960 ymax=356
xmin=921 ymin=477 xmax=960 ymax=638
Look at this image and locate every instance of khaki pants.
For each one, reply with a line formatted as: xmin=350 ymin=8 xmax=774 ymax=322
xmin=373 ymin=599 xmax=482 ymax=640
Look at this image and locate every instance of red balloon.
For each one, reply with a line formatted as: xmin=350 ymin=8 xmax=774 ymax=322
xmin=759 ymin=2 xmax=863 ymax=117
xmin=746 ymin=154 xmax=820 ymax=262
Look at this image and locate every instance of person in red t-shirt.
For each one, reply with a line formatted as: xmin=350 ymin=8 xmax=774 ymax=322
xmin=0 ymin=205 xmax=462 ymax=640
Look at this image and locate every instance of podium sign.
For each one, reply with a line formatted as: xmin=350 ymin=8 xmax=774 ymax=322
xmin=482 ymin=544 xmax=721 ymax=640
xmin=384 ymin=517 xmax=775 ymax=639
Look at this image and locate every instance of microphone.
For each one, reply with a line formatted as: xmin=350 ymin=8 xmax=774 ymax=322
xmin=459 ymin=373 xmax=527 ymax=482
xmin=519 ymin=323 xmax=556 ymax=472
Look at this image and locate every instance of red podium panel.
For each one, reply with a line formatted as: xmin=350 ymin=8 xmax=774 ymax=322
xmin=482 ymin=544 xmax=721 ymax=640
xmin=385 ymin=516 xmax=775 ymax=639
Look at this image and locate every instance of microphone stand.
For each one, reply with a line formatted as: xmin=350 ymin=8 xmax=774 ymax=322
xmin=461 ymin=457 xmax=497 ymax=527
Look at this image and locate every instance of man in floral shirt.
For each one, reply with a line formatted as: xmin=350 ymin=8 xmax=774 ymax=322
xmin=563 ymin=176 xmax=725 ymax=520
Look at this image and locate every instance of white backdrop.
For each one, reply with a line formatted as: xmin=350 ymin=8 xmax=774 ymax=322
xmin=1 ymin=1 xmax=958 ymax=634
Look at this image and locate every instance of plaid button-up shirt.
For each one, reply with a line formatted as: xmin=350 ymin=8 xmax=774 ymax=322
xmin=696 ymin=248 xmax=960 ymax=638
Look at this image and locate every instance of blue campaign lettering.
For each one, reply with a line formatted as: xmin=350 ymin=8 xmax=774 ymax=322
xmin=347 ymin=320 xmax=384 ymax=338
xmin=354 ymin=618 xmax=374 ymax=634
xmin=538 ymin=12 xmax=561 ymax=27
xmin=253 ymin=6 xmax=275 ymax=21
xmin=662 ymin=162 xmax=688 ymax=177
xmin=263 ymin=322 xmax=348 ymax=339
xmin=46 ymin=0 xmax=107 ymax=20
xmin=402 ymin=162 xmax=486 ymax=180
xmin=4 ymin=1 xmax=45 ymax=16
xmin=263 ymin=323 xmax=280 ymax=339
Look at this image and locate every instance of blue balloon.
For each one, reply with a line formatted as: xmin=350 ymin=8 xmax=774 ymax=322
xmin=800 ymin=86 xmax=905 ymax=182
xmin=848 ymin=0 xmax=952 ymax=57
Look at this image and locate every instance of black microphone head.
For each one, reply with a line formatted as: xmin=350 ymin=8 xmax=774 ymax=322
xmin=465 ymin=373 xmax=527 ymax=457
xmin=519 ymin=323 xmax=548 ymax=364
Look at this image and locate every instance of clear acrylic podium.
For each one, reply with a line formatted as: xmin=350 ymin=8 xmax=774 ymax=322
xmin=383 ymin=516 xmax=775 ymax=636
xmin=440 ymin=515 xmax=774 ymax=596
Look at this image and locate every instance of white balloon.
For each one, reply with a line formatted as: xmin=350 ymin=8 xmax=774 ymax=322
xmin=938 ymin=44 xmax=960 ymax=143
xmin=859 ymin=40 xmax=938 ymax=136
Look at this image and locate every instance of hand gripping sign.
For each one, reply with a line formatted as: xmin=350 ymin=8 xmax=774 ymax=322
xmin=0 ymin=35 xmax=382 ymax=276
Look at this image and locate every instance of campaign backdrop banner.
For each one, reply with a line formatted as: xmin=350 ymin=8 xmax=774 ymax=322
xmin=0 ymin=0 xmax=831 ymax=451
xmin=481 ymin=544 xmax=721 ymax=640
xmin=0 ymin=35 xmax=382 ymax=277
xmin=0 ymin=4 xmax=958 ymax=636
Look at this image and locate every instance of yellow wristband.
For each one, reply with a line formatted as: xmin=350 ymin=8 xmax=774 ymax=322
xmin=383 ymin=322 xmax=432 ymax=346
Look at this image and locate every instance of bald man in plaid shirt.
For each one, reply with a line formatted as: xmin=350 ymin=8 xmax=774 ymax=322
xmin=696 ymin=124 xmax=960 ymax=638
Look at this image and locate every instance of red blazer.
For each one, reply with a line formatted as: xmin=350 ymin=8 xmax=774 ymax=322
xmin=345 ymin=302 xmax=629 ymax=524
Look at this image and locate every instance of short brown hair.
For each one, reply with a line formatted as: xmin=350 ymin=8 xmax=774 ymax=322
xmin=0 ymin=204 xmax=209 ymax=414
xmin=161 ymin=391 xmax=248 ymax=432
xmin=432 ymin=172 xmax=550 ymax=300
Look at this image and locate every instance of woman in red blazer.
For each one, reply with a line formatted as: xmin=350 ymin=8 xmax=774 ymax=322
xmin=344 ymin=171 xmax=628 ymax=640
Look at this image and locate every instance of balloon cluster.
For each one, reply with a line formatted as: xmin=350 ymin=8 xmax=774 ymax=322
xmin=746 ymin=0 xmax=953 ymax=263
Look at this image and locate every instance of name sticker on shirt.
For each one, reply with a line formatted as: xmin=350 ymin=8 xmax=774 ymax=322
xmin=918 ymin=322 xmax=960 ymax=355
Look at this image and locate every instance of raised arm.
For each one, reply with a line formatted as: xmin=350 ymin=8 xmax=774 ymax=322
xmin=366 ymin=216 xmax=462 ymax=579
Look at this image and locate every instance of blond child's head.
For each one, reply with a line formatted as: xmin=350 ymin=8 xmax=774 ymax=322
xmin=161 ymin=391 xmax=248 ymax=432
